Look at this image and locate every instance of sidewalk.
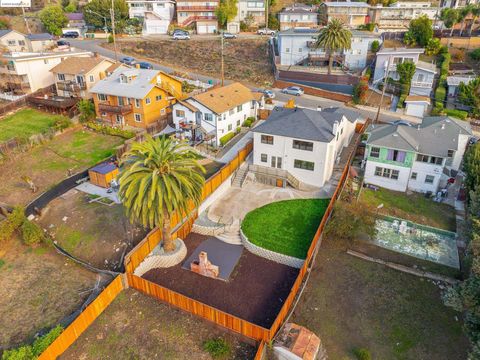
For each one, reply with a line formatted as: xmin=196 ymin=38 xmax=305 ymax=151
xmin=355 ymin=105 xmax=422 ymax=124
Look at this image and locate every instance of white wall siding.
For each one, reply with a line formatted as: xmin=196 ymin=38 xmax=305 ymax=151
xmin=364 ymin=161 xmax=410 ymax=192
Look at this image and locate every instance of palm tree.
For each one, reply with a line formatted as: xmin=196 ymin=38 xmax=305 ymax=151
xmin=469 ymin=5 xmax=480 ymax=37
xmin=118 ymin=136 xmax=205 ymax=253
xmin=459 ymin=5 xmax=474 ymax=36
xmin=441 ymin=8 xmax=460 ymax=36
xmin=315 ymin=19 xmax=352 ymax=75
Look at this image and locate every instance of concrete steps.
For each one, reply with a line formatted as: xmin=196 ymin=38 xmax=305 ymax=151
xmin=232 ymin=166 xmax=248 ymax=188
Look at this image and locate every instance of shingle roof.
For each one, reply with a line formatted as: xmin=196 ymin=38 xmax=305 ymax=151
xmin=192 ymin=83 xmax=255 ymax=114
xmin=178 ymin=100 xmax=199 ymax=112
xmin=367 ymin=116 xmax=472 ymax=157
xmin=252 ymin=106 xmax=358 ymax=143
xmin=0 ymin=29 xmax=12 ymax=38
xmin=26 ymin=33 xmax=54 ymax=41
xmin=447 ymin=75 xmax=476 ymax=87
xmin=90 ymin=68 xmax=159 ymax=99
xmin=321 ymin=106 xmax=365 ymax=123
xmin=67 ymin=12 xmax=84 ymax=21
xmin=50 ymin=56 xmax=110 ymax=75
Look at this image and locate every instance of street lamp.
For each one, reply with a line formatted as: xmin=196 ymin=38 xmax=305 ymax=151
xmin=86 ymin=9 xmax=109 ymax=40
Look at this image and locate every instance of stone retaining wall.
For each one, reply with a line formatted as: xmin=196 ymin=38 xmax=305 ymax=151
xmin=240 ymin=229 xmax=304 ymax=269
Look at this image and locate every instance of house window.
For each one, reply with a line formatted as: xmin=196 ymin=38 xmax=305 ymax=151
xmin=176 ymin=109 xmax=185 ymax=117
xmin=425 ymin=175 xmax=435 ymax=184
xmin=228 ymin=124 xmax=233 ymax=131
xmin=58 ymin=73 xmax=65 ymax=81
xmin=115 ymin=115 xmax=123 ymax=124
xmin=19 ymin=40 xmax=25 ymax=46
xmin=431 ymin=156 xmax=443 ymax=165
xmin=101 ymin=112 xmax=107 ymax=117
xmin=411 ymin=172 xmax=417 ymax=180
xmin=374 ymin=166 xmax=383 ymax=176
xmin=293 ymin=140 xmax=313 ymax=151
xmin=294 ymin=159 xmax=314 ymax=171
xmin=261 ymin=135 xmax=273 ymax=145
xmin=391 ymin=169 xmax=399 ymax=180
xmin=370 ymin=147 xmax=380 ymax=158
xmin=387 ymin=149 xmax=406 ymax=163
xmin=156 ymin=95 xmax=162 ymax=101
xmin=237 ymin=120 xmax=240 ymax=126
xmin=448 ymin=149 xmax=455 ymax=158
xmin=97 ymin=93 xmax=107 ymax=101
xmin=160 ymin=108 xmax=166 ymax=115
xmin=118 ymin=96 xmax=125 ymax=106
xmin=374 ymin=166 xmax=399 ymax=180
xmin=229 ymin=109 xmax=235 ymax=115
xmin=134 ymin=113 xmax=142 ymax=122
xmin=261 ymin=153 xmax=267 ymax=162
xmin=204 ymin=113 xmax=213 ymax=121
xmin=417 ymin=73 xmax=425 ymax=82
xmin=145 ymin=97 xmax=151 ymax=105
xmin=416 ymin=154 xmax=429 ymax=162
xmin=7 ymin=40 xmax=15 ymax=46
xmin=135 ymin=99 xmax=141 ymax=108
xmin=237 ymin=104 xmax=242 ymax=112
xmin=382 ymin=168 xmax=391 ymax=178
xmin=89 ymin=75 xmax=94 ymax=82
xmin=286 ymin=48 xmax=290 ymax=53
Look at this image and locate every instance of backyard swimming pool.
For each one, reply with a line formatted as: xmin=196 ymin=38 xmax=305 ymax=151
xmin=373 ymin=216 xmax=459 ymax=269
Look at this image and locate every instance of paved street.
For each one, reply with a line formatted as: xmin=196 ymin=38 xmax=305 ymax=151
xmin=69 ymin=39 xmax=403 ymax=124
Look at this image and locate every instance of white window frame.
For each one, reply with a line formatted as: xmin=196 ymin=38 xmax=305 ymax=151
xmin=134 ymin=113 xmax=142 ymax=123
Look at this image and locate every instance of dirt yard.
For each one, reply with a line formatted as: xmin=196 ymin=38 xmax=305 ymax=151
xmin=0 ymin=128 xmax=123 ymax=206
xmin=143 ymin=233 xmax=299 ymax=328
xmin=0 ymin=236 xmax=97 ymax=352
xmin=291 ymin=238 xmax=468 ymax=360
xmin=38 ymin=190 xmax=147 ymax=270
xmin=108 ymin=38 xmax=274 ymax=86
xmin=61 ymin=288 xmax=257 ymax=360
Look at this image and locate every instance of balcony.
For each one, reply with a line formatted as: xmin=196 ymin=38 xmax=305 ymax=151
xmin=98 ymin=102 xmax=133 ymax=115
xmin=177 ymin=5 xmax=217 ymax=11
xmin=57 ymin=81 xmax=87 ymax=92
xmin=29 ymin=95 xmax=79 ymax=109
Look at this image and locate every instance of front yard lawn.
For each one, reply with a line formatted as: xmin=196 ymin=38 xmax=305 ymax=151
xmin=0 ymin=108 xmax=65 ymax=142
xmin=360 ymin=187 xmax=457 ymax=232
xmin=292 ymin=239 xmax=468 ymax=360
xmin=60 ymin=288 xmax=256 ymax=360
xmin=241 ymin=199 xmax=329 ymax=259
xmin=0 ymin=129 xmax=123 ymax=206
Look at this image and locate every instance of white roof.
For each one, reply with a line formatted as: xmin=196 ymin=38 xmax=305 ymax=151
xmin=447 ymin=75 xmax=476 ymax=87
xmin=377 ymin=47 xmax=424 ymax=55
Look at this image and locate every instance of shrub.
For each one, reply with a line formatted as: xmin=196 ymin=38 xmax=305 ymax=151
xmin=435 ymin=82 xmax=447 ymax=108
xmin=21 ymin=220 xmax=44 ymax=246
xmin=85 ymin=122 xmax=135 ymax=139
xmin=444 ymin=108 xmax=468 ymax=120
xmin=53 ymin=117 xmax=72 ymax=131
xmin=431 ymin=106 xmax=444 ymax=115
xmin=77 ymin=99 xmax=95 ymax=123
xmin=470 ymin=48 xmax=480 ymax=61
xmin=353 ymin=348 xmax=372 ymax=360
xmin=0 ymin=220 xmax=16 ymax=242
xmin=440 ymin=53 xmax=451 ymax=77
xmin=242 ymin=117 xmax=255 ymax=127
xmin=2 ymin=325 xmax=63 ymax=360
xmin=371 ymin=40 xmax=380 ymax=53
xmin=425 ymin=38 xmax=441 ymax=56
xmin=108 ymin=34 xmax=114 ymax=43
xmin=353 ymin=80 xmax=368 ymax=105
xmin=240 ymin=21 xmax=248 ymax=32
xmin=203 ymin=338 xmax=231 ymax=359
xmin=0 ymin=207 xmax=25 ymax=242
xmin=219 ymin=132 xmax=235 ymax=146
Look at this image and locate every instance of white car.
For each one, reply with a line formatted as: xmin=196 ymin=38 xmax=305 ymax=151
xmin=263 ymin=89 xmax=275 ymax=99
xmin=173 ymin=33 xmax=190 ymax=40
xmin=257 ymin=28 xmax=276 ymax=36
xmin=281 ymin=86 xmax=304 ymax=96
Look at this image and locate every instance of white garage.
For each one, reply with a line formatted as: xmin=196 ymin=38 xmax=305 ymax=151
xmin=404 ymin=96 xmax=431 ymax=118
xmin=197 ymin=21 xmax=217 ymax=34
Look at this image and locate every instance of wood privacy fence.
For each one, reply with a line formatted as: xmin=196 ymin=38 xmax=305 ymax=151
xmin=38 ymin=275 xmax=124 ymax=360
xmin=0 ymin=85 xmax=56 ymax=117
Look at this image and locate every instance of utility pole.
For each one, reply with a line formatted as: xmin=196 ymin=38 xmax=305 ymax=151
xmin=110 ymin=0 xmax=118 ymax=62
xmin=265 ymin=0 xmax=269 ymax=28
xmin=220 ymin=34 xmax=225 ymax=86
xmin=21 ymin=3 xmax=31 ymax=35
xmin=374 ymin=55 xmax=391 ymax=124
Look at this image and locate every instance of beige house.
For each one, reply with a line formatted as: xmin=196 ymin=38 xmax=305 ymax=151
xmin=26 ymin=33 xmax=56 ymax=52
xmin=0 ymin=50 xmax=92 ymax=95
xmin=50 ymin=56 xmax=115 ymax=99
xmin=0 ymin=30 xmax=29 ymax=52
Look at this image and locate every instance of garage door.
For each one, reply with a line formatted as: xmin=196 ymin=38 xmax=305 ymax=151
xmin=148 ymin=25 xmax=167 ymax=34
xmin=197 ymin=25 xmax=208 ymax=34
xmin=207 ymin=25 xmax=217 ymax=33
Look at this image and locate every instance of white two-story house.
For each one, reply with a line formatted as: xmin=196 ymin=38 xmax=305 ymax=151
xmin=373 ymin=47 xmax=437 ymax=96
xmin=251 ymin=107 xmax=362 ymax=188
xmin=278 ymin=4 xmax=318 ymax=31
xmin=127 ymin=0 xmax=175 ymax=34
xmin=277 ymin=28 xmax=382 ymax=71
xmin=172 ymin=82 xmax=262 ymax=146
xmin=364 ymin=117 xmax=472 ymax=193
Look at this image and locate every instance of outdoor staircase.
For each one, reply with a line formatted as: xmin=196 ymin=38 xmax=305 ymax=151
xmin=215 ymin=220 xmax=242 ymax=245
xmin=231 ymin=166 xmax=249 ymax=188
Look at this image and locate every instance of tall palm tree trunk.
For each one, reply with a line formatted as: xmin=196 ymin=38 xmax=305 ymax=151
xmin=328 ymin=52 xmax=333 ymax=75
xmin=469 ymin=16 xmax=477 ymax=36
xmin=162 ymin=210 xmax=176 ymax=252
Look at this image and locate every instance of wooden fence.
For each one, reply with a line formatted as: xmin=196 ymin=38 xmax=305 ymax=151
xmin=124 ymin=140 xmax=253 ymax=274
xmin=0 ymin=85 xmax=56 ymax=117
xmin=38 ymin=275 xmax=124 ymax=360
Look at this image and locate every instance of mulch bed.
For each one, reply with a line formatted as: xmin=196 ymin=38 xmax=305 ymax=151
xmin=143 ymin=233 xmax=299 ymax=328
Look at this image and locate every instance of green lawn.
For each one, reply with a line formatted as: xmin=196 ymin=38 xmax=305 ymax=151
xmin=0 ymin=108 xmax=66 ymax=142
xmin=360 ymin=187 xmax=457 ymax=232
xmin=241 ymin=199 xmax=329 ymax=259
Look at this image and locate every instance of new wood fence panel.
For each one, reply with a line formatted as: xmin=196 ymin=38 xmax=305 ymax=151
xmin=254 ymin=341 xmax=267 ymax=360
xmin=127 ymin=274 xmax=270 ymax=341
xmin=38 ymin=276 xmax=124 ymax=360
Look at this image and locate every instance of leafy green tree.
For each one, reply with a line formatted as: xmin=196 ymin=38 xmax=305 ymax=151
xmin=268 ymin=13 xmax=279 ymax=30
xmin=0 ymin=17 xmax=9 ymax=30
xmin=425 ymin=38 xmax=441 ymax=56
xmin=441 ymin=8 xmax=460 ymax=36
xmin=470 ymin=48 xmax=480 ymax=61
xmin=64 ymin=0 xmax=77 ymax=13
xmin=215 ymin=0 xmax=238 ymax=28
xmin=371 ymin=39 xmax=380 ymax=53
xmin=405 ymin=15 xmax=433 ymax=47
xmin=396 ymin=62 xmax=416 ymax=96
xmin=314 ymin=19 xmax=352 ymax=75
xmin=83 ymin=0 xmax=129 ymax=32
xmin=77 ymin=99 xmax=96 ymax=123
xmin=118 ymin=136 xmax=205 ymax=252
xmin=458 ymin=77 xmax=480 ymax=117
xmin=39 ymin=6 xmax=68 ymax=36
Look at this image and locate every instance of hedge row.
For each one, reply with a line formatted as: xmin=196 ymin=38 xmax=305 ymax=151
xmin=85 ymin=122 xmax=136 ymax=139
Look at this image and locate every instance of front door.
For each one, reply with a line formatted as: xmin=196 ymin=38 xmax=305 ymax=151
xmin=271 ymin=156 xmax=282 ymax=169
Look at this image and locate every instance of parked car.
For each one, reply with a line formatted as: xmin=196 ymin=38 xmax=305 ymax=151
xmin=57 ymin=40 xmax=70 ymax=47
xmin=120 ymin=56 xmax=136 ymax=65
xmin=281 ymin=86 xmax=304 ymax=96
xmin=257 ymin=28 xmax=276 ymax=36
xmin=263 ymin=89 xmax=275 ymax=99
xmin=223 ymin=32 xmax=237 ymax=39
xmin=138 ymin=61 xmax=153 ymax=69
xmin=173 ymin=32 xmax=190 ymax=40
xmin=62 ymin=31 xmax=79 ymax=38
xmin=390 ymin=120 xmax=413 ymax=127
xmin=171 ymin=29 xmax=189 ymax=36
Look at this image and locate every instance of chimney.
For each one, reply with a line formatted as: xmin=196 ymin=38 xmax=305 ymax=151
xmin=332 ymin=120 xmax=339 ymax=136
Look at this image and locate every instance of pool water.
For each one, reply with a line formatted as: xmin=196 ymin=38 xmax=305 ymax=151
xmin=373 ymin=216 xmax=459 ymax=269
